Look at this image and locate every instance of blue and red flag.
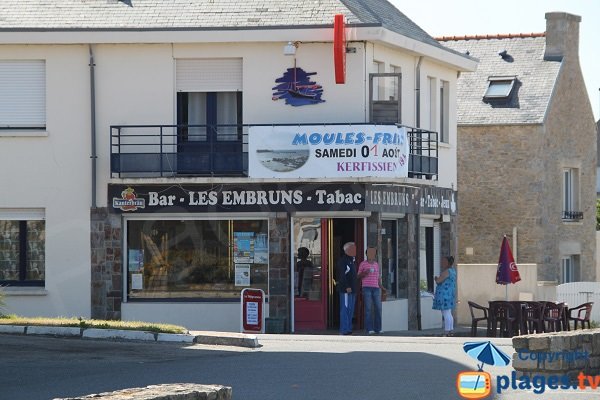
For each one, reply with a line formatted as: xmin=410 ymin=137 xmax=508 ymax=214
xmin=496 ymin=236 xmax=521 ymax=284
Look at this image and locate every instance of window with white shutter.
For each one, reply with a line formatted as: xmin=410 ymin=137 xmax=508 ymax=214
xmin=0 ymin=60 xmax=46 ymax=129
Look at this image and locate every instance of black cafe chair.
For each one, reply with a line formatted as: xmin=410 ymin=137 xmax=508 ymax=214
xmin=522 ymin=302 xmax=545 ymax=334
xmin=568 ymin=302 xmax=593 ymax=330
xmin=489 ymin=302 xmax=517 ymax=337
xmin=468 ymin=301 xmax=489 ymax=337
xmin=543 ymin=302 xmax=566 ymax=332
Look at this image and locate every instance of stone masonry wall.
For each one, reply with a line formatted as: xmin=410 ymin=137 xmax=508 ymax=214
xmin=90 ymin=208 xmax=122 ymax=320
xmin=441 ymin=217 xmax=458 ymax=260
xmin=398 ymin=214 xmax=419 ymax=330
xmin=268 ymin=214 xmax=290 ymax=332
xmin=458 ymin=115 xmax=596 ymax=282
xmin=457 ymin=124 xmax=545 ymax=267
xmin=512 ymin=329 xmax=600 ymax=381
xmin=542 ymin=53 xmax=597 ymax=282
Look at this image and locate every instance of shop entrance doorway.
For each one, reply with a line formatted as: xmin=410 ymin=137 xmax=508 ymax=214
xmin=293 ymin=217 xmax=363 ymax=332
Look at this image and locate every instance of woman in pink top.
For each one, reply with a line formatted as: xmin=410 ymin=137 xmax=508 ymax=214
xmin=357 ymin=247 xmax=383 ymax=334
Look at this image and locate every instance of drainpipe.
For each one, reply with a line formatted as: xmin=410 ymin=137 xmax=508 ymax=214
xmin=415 ymin=215 xmax=422 ymax=331
xmin=415 ymin=56 xmax=423 ymax=330
xmin=89 ymin=45 xmax=97 ymax=208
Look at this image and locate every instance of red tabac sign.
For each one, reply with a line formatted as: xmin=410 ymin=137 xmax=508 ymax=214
xmin=241 ymin=288 xmax=265 ymax=333
xmin=333 ymin=14 xmax=346 ymax=84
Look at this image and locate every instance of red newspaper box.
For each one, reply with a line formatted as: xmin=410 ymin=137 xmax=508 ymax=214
xmin=241 ymin=288 xmax=265 ymax=333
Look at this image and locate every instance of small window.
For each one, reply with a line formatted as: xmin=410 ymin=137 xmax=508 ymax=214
xmin=0 ymin=219 xmax=45 ymax=286
xmin=562 ymin=167 xmax=581 ymax=220
xmin=440 ymin=80 xmax=449 ymax=143
xmin=561 ymin=255 xmax=580 ymax=283
xmin=0 ymin=60 xmax=46 ymax=129
xmin=484 ymin=76 xmax=516 ymax=99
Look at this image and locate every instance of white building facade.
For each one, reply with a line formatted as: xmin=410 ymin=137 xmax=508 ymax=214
xmin=0 ymin=0 xmax=475 ymax=332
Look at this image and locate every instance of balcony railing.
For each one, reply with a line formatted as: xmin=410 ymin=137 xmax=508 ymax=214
xmin=110 ymin=124 xmax=438 ymax=179
xmin=562 ymin=211 xmax=584 ymax=221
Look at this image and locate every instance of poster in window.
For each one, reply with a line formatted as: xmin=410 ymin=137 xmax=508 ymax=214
xmin=234 ymin=232 xmax=255 ymax=263
xmin=128 ymin=249 xmax=144 ymax=272
xmin=131 ymin=273 xmax=143 ymax=290
xmin=254 ymin=233 xmax=268 ymax=264
xmin=235 ymin=264 xmax=251 ymax=286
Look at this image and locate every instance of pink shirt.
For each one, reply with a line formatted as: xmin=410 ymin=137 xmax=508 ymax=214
xmin=358 ymin=260 xmax=380 ymax=288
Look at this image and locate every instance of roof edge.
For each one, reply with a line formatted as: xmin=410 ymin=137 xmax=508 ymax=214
xmin=436 ymin=32 xmax=545 ymax=41
xmin=0 ymin=22 xmax=382 ymax=33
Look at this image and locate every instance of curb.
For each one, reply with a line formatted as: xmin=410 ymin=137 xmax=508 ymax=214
xmin=0 ymin=324 xmax=260 ymax=348
xmin=83 ymin=328 xmax=156 ymax=341
xmin=28 ymin=326 xmax=81 ymax=337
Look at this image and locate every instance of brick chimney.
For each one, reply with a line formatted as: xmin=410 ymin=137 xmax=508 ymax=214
xmin=544 ymin=12 xmax=581 ymax=61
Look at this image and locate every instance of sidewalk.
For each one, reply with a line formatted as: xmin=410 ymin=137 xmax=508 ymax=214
xmin=293 ymin=324 xmax=474 ymax=337
xmin=0 ymin=323 xmax=478 ymax=348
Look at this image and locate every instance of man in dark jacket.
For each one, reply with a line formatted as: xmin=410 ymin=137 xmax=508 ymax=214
xmin=337 ymin=241 xmax=357 ymax=335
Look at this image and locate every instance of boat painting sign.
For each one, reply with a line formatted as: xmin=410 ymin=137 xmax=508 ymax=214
xmin=248 ymin=125 xmax=408 ymax=179
xmin=272 ymin=67 xmax=325 ymax=107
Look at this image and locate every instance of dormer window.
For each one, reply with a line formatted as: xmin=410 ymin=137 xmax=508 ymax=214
xmin=484 ymin=76 xmax=517 ymax=99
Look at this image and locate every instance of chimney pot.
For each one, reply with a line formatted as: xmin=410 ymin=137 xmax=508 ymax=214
xmin=544 ymin=12 xmax=581 ymax=61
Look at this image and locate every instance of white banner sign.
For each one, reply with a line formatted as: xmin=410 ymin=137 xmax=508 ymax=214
xmin=248 ymin=125 xmax=408 ymax=178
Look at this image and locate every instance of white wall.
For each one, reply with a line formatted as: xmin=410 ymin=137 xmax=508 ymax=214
xmin=419 ymin=59 xmax=458 ymax=190
xmin=0 ymin=45 xmax=92 ymax=317
xmin=420 ymin=295 xmax=443 ymax=329
xmin=456 ymin=263 xmax=538 ymax=325
xmin=382 ymin=298 xmax=408 ymax=331
xmin=122 ymin=302 xmax=242 ymax=332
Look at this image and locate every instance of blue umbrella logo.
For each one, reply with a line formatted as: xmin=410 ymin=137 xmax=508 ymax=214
xmin=459 ymin=341 xmax=510 ymax=398
xmin=463 ymin=341 xmax=511 ymax=371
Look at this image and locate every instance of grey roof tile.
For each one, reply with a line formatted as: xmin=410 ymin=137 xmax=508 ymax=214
xmin=0 ymin=0 xmax=469 ymax=59
xmin=441 ymin=35 xmax=561 ymax=125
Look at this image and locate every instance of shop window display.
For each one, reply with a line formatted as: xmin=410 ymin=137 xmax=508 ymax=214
xmin=126 ymin=219 xmax=268 ymax=299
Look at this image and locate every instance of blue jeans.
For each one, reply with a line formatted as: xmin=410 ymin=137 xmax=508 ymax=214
xmin=339 ymin=292 xmax=356 ymax=334
xmin=363 ymin=287 xmax=382 ymax=333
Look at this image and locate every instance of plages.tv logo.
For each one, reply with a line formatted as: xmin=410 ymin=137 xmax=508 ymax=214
xmin=457 ymin=370 xmax=492 ymax=399
xmin=457 ymin=341 xmax=511 ymax=399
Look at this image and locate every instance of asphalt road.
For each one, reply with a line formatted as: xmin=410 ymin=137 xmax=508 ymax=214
xmin=0 ymin=333 xmax=598 ymax=399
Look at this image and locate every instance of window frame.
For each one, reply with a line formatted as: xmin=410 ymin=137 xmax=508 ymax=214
xmin=0 ymin=219 xmax=46 ymax=287
xmin=0 ymin=60 xmax=46 ymax=130
xmin=439 ymin=80 xmax=449 ymax=143
xmin=368 ymin=72 xmax=402 ymax=124
xmin=123 ymin=216 xmax=269 ymax=302
xmin=381 ymin=219 xmax=400 ymax=299
xmin=562 ymin=167 xmax=580 ymax=220
xmin=484 ymin=76 xmax=516 ymax=100
xmin=561 ymin=255 xmax=580 ymax=283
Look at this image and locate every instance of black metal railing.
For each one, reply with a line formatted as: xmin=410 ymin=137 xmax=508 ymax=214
xmin=562 ymin=211 xmax=583 ymax=221
xmin=110 ymin=123 xmax=438 ymax=179
xmin=110 ymin=124 xmax=247 ymax=177
xmin=406 ymin=126 xmax=438 ymax=180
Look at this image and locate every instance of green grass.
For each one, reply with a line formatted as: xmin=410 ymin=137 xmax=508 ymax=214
xmin=0 ymin=315 xmax=188 ymax=334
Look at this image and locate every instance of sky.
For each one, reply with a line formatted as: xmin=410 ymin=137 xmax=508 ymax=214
xmin=391 ymin=0 xmax=600 ymax=120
